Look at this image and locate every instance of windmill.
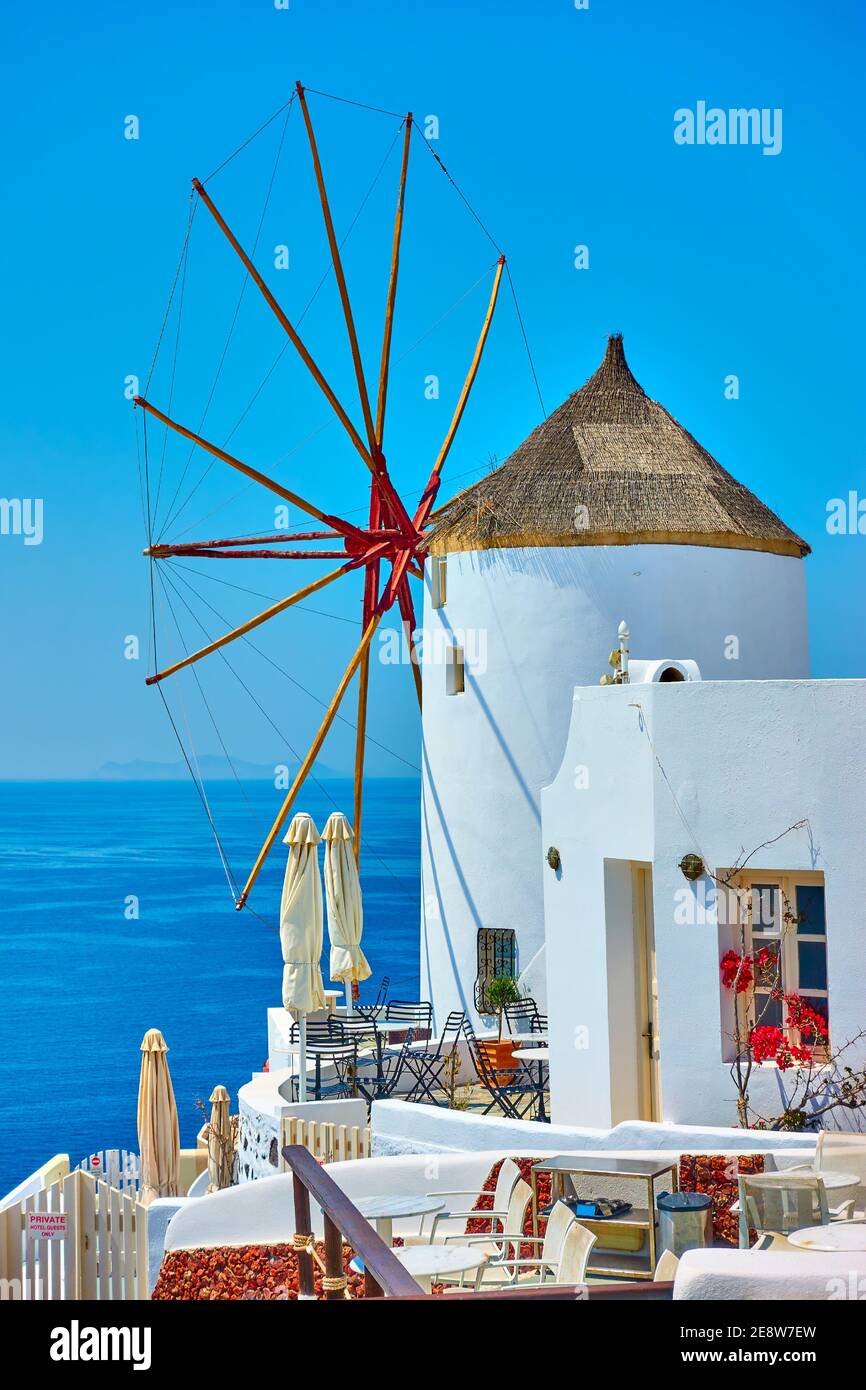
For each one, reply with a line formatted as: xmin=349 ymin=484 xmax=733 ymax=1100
xmin=135 ymin=82 xmax=505 ymax=912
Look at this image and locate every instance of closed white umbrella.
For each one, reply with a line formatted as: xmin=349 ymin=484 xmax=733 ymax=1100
xmin=279 ymin=812 xmax=325 ymax=1101
xmin=206 ymin=1085 xmax=233 ymax=1192
xmin=322 ymin=812 xmax=371 ymax=1014
xmin=137 ymin=1029 xmax=180 ymax=1206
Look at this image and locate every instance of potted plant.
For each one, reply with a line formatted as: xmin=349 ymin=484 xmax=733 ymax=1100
xmin=479 ymin=974 xmax=522 ymax=1080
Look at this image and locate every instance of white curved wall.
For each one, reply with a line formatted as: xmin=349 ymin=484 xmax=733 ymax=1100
xmin=420 ymin=543 xmax=809 ymax=1028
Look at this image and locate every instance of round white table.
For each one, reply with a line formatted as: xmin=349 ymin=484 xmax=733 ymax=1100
xmin=351 ymin=1019 xmax=419 ymax=1097
xmin=510 ymin=1046 xmax=550 ymax=1123
xmin=396 ymin=1242 xmax=488 ymax=1293
xmin=788 ymin=1223 xmax=866 ymax=1252
xmin=760 ymin=1168 xmax=860 ymax=1192
xmin=355 ymin=1193 xmax=444 ymax=1247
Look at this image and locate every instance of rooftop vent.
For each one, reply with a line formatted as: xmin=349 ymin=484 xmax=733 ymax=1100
xmin=629 ymin=658 xmax=701 ymax=684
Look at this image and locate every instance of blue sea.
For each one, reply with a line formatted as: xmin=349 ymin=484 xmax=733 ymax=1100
xmin=0 ymin=779 xmax=420 ymax=1195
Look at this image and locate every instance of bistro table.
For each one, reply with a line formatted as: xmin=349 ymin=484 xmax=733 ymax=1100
xmin=757 ymin=1168 xmax=862 ymax=1213
xmin=530 ymin=1155 xmax=678 ymax=1279
xmin=351 ymin=1018 xmax=418 ymax=1097
xmin=787 ymin=1222 xmax=866 ymax=1252
xmin=355 ymin=1194 xmax=444 ymax=1248
xmin=760 ymin=1168 xmax=860 ymax=1193
xmin=396 ymin=1243 xmax=488 ymax=1294
xmin=511 ymin=1046 xmax=550 ymax=1123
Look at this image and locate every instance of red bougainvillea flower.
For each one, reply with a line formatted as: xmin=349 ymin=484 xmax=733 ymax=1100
xmin=720 ymin=949 xmax=754 ymax=993
xmin=785 ymin=995 xmax=829 ymax=1041
xmin=750 ymin=1025 xmax=786 ymax=1064
xmin=749 ymin=1024 xmax=815 ymax=1071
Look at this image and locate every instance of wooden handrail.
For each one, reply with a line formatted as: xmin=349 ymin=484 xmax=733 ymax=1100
xmin=281 ymin=1144 xmax=424 ymax=1299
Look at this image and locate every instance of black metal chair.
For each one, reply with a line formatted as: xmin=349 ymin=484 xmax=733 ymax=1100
xmin=355 ymin=975 xmax=391 ymax=1020
xmin=287 ymin=1018 xmax=361 ymax=1102
xmin=464 ymin=1020 xmax=544 ymax=1121
xmin=404 ymin=1010 xmax=466 ymax=1104
xmin=384 ymin=999 xmax=433 ymax=1042
xmin=503 ymin=998 xmax=543 ymax=1036
xmin=366 ymin=1028 xmax=418 ymax=1101
xmin=345 ymin=1022 xmax=418 ymax=1103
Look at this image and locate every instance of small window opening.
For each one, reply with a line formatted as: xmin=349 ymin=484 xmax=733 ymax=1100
xmin=659 ymin=666 xmax=685 ymax=682
xmin=431 ymin=555 xmax=447 ymax=609
xmin=720 ymin=873 xmax=829 ymax=1061
xmin=446 ymin=643 xmax=465 ymax=696
xmin=474 ymin=928 xmax=517 ymax=1012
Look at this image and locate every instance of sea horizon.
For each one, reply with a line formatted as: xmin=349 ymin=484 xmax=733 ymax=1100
xmin=0 ymin=777 xmax=421 ymax=1194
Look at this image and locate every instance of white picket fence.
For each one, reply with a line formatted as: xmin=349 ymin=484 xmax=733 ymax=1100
xmin=76 ymin=1149 xmax=141 ymax=1195
xmin=0 ymin=1169 xmax=148 ymax=1300
xmin=279 ymin=1116 xmax=371 ymax=1168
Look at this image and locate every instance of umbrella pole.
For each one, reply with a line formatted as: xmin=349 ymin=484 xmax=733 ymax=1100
xmin=298 ymin=1018 xmax=308 ymax=1104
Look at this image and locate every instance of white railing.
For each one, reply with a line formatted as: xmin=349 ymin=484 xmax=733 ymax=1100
xmin=76 ymin=1149 xmax=141 ymax=1194
xmin=279 ymin=1116 xmax=371 ymax=1168
xmin=0 ymin=1154 xmax=70 ymax=1213
xmin=0 ymin=1169 xmax=148 ymax=1300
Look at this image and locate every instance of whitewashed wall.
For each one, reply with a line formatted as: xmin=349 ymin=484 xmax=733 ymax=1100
xmin=370 ymin=1100 xmax=814 ymax=1157
xmin=419 ymin=543 xmax=808 ymax=1031
xmin=541 ymin=679 xmax=866 ymax=1129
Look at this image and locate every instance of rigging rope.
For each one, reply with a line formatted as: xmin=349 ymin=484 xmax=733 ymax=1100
xmin=165 ymin=561 xmax=420 ymax=772
xmin=158 ymin=101 xmax=295 ymax=540
xmin=161 ymin=118 xmax=401 ymax=542
xmin=201 ymin=92 xmax=296 ymax=185
xmin=156 ymin=566 xmax=262 ymax=830
xmin=166 ymin=559 xmax=361 ymax=626
xmin=145 ymin=195 xmax=197 ymax=398
xmin=410 ymin=118 xmax=547 ymax=419
xmin=158 ymin=564 xmax=419 ymax=917
xmin=161 ymin=256 xmax=496 ymax=548
xmin=152 ymin=219 xmax=192 ymax=527
xmin=150 ymin=573 xmax=242 ymax=901
xmin=300 ymin=87 xmax=405 ymax=120
xmin=505 ymin=263 xmax=546 ymax=419
xmin=220 ymin=121 xmax=403 ymax=453
xmin=140 ymin=87 xmax=543 ymax=927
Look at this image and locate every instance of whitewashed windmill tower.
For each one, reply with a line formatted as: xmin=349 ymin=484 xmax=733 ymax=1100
xmin=420 ymin=334 xmax=810 ymax=1027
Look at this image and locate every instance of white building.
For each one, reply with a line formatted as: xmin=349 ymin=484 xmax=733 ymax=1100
xmin=541 ymin=677 xmax=866 ymax=1130
xmin=420 ymin=334 xmax=811 ymax=1034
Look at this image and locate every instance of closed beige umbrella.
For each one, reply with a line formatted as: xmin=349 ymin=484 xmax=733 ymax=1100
xmin=323 ymin=812 xmax=371 ymax=1010
xmin=137 ymin=1028 xmax=180 ymax=1206
xmin=280 ymin=813 xmax=325 ymax=1101
xmin=206 ymin=1085 xmax=233 ymax=1192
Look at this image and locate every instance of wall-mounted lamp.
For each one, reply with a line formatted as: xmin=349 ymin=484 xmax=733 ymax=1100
xmin=679 ymin=853 xmax=704 ymax=881
xmin=546 ymin=846 xmax=561 ymax=872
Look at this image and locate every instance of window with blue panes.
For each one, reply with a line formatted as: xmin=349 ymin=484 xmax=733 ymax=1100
xmin=736 ymin=874 xmax=829 ymax=1054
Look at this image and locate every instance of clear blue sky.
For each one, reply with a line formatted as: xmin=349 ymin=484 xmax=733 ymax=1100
xmin=1 ymin=0 xmax=863 ymax=779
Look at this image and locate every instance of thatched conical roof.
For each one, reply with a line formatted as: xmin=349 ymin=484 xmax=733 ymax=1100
xmin=428 ymin=335 xmax=809 ymax=558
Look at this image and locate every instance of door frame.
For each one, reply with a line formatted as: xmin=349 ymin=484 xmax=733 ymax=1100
xmin=632 ymin=864 xmax=662 ymax=1122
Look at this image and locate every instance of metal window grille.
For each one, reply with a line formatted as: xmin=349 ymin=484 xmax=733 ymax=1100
xmin=474 ymin=928 xmax=517 ymax=1012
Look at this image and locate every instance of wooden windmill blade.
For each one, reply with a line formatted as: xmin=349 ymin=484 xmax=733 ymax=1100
xmin=140 ymin=85 xmax=506 ymax=909
xmin=353 ymin=110 xmax=413 ymax=864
